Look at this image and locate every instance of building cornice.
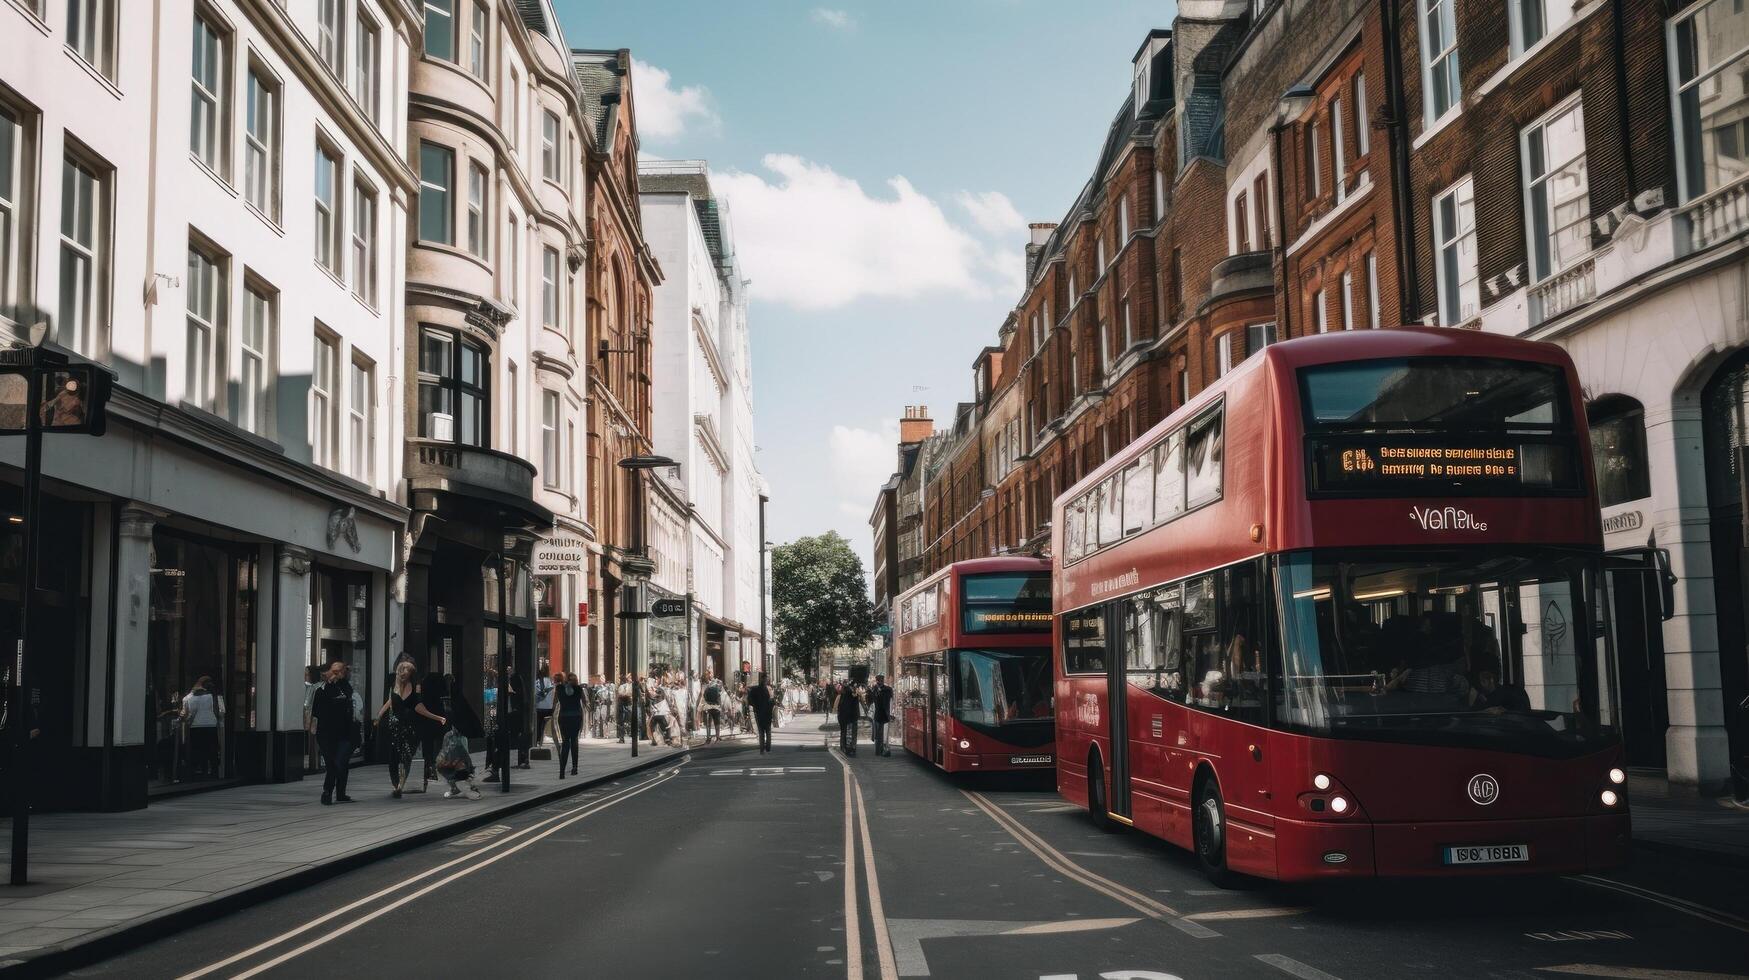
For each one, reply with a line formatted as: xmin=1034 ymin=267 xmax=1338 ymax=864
xmin=692 ymin=312 xmax=728 ymax=391
xmin=111 ymin=387 xmax=409 ymax=526
xmin=693 ymin=413 xmax=730 ymax=473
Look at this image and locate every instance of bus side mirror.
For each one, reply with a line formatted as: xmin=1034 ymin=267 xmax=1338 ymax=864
xmin=1655 ymin=547 xmax=1676 ymax=623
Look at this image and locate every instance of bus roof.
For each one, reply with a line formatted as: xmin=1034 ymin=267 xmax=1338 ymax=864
xmin=1062 ymin=327 xmax=1580 ymax=504
xmin=897 ymin=556 xmax=1051 ymax=604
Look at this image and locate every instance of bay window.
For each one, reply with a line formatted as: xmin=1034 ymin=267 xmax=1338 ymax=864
xmin=424 ymin=0 xmax=454 ymax=62
xmin=418 ymin=142 xmax=453 ymax=244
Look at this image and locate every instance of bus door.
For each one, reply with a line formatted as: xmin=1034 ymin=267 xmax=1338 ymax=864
xmin=927 ymin=656 xmax=945 ymax=766
xmin=1106 ymin=603 xmax=1133 ymax=820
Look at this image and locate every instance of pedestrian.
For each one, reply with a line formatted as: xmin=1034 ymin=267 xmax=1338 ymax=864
xmin=869 ymin=673 xmax=895 ymax=756
xmin=649 ymin=676 xmax=675 ymax=746
xmin=415 ymin=670 xmax=448 ymax=789
xmin=590 ymin=675 xmax=613 ymax=739
xmin=179 ymin=675 xmax=223 ymax=779
xmin=308 ymin=660 xmax=357 ymax=805
xmin=701 ymin=672 xmax=724 ymax=743
xmin=433 ymin=673 xmax=484 ymax=800
xmin=535 ymin=671 xmax=557 ymax=748
xmin=616 ymin=673 xmax=633 ymax=742
xmin=377 ymin=661 xmax=441 ymax=797
xmin=749 ymin=673 xmax=776 ymax=754
xmin=834 ymin=681 xmax=861 ymax=755
xmin=554 ymin=672 xmax=586 ymax=777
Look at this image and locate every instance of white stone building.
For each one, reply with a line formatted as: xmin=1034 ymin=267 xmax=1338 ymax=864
xmin=0 ymin=0 xmax=414 ymax=808
xmin=638 ymin=160 xmax=768 ymax=682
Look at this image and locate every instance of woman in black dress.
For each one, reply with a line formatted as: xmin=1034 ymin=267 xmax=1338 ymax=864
xmin=378 ymin=661 xmax=442 ymax=797
xmin=554 ymin=672 xmax=586 ymax=777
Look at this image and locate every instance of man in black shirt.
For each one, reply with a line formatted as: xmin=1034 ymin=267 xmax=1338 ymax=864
xmin=868 ymin=674 xmax=894 ymax=756
xmin=308 ymin=660 xmax=357 ymax=804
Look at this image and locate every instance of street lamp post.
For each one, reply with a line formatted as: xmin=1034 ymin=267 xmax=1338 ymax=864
xmin=759 ymin=495 xmax=771 ymax=682
xmin=617 ymin=455 xmax=678 ymax=760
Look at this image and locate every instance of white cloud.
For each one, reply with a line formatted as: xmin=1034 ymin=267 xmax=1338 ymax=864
xmin=715 ymin=154 xmax=1023 ymax=311
xmin=811 ymin=8 xmax=855 ymax=30
xmin=955 ymin=190 xmax=1027 ymax=238
xmin=630 ymin=60 xmax=718 ymax=143
xmin=828 ymin=420 xmax=900 ymax=527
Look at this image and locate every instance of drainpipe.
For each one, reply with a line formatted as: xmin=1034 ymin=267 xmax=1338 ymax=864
xmin=1379 ymin=0 xmax=1421 ymax=323
xmin=1610 ymin=0 xmax=1638 ymax=202
xmin=1270 ymin=122 xmax=1294 ymax=339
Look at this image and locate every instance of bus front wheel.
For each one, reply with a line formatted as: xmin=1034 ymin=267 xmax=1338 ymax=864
xmin=1086 ymin=750 xmax=1114 ymax=833
xmin=1193 ymin=781 xmax=1237 ymax=888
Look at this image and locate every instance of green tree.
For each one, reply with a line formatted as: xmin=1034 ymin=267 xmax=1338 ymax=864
xmin=772 ymin=531 xmax=877 ymax=679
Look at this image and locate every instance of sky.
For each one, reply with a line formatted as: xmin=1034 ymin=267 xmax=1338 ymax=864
xmin=558 ymin=0 xmax=1174 ymax=570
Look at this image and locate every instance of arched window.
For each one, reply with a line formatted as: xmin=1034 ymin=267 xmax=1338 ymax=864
xmin=1588 ymin=395 xmax=1650 ymax=507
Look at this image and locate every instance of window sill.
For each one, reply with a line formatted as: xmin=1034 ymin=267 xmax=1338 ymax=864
xmin=191 ymin=156 xmax=238 ymax=198
xmin=3 ymin=0 xmax=49 ymax=37
xmin=315 ymin=261 xmax=346 ymax=292
xmin=64 ymin=46 xmax=122 ymax=98
xmin=245 ymin=200 xmax=285 ymax=237
xmin=1478 ymin=1 xmax=1605 ymax=101
xmin=1412 ymin=106 xmax=1463 ymax=153
xmin=351 ymin=289 xmax=380 ymax=317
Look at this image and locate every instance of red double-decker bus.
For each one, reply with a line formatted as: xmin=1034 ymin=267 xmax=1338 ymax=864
xmin=1052 ymin=328 xmax=1670 ymax=883
xmin=895 ymin=557 xmax=1056 ymax=772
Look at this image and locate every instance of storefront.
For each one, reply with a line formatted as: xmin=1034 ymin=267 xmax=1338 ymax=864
xmin=647 ymin=584 xmax=687 ymax=676
xmin=146 ymin=527 xmax=260 ymax=793
xmin=0 ymin=387 xmax=406 ymax=812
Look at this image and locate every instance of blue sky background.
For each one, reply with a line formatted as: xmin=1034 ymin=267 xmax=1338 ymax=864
xmin=559 ymin=0 xmax=1174 ymax=569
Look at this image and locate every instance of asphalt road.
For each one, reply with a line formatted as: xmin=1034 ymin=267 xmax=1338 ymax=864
xmin=60 ymin=716 xmax=1749 ymax=980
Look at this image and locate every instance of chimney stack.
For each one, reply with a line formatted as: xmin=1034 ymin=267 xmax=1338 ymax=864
xmin=1024 ymin=223 xmax=1057 ymax=283
xmin=899 ymin=405 xmax=934 ymax=445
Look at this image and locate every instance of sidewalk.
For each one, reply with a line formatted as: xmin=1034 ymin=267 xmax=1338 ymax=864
xmin=1626 ymin=774 xmax=1749 ymax=867
xmin=0 ymin=737 xmax=684 ymax=975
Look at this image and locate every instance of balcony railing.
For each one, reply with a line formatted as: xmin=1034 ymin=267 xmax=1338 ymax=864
xmin=1528 ymin=257 xmax=1597 ymax=327
xmin=1681 ymin=178 xmax=1749 ymax=254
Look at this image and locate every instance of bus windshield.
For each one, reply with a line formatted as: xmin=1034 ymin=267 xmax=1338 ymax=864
xmin=1273 ymin=549 xmax=1619 ymax=758
xmin=954 ymin=648 xmax=1053 ymax=725
xmin=961 ymin=572 xmax=1053 ymax=634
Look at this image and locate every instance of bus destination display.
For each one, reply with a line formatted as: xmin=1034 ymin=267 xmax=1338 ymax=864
xmin=964 ymin=608 xmax=1052 ymax=632
xmin=1307 ymin=439 xmax=1577 ymax=496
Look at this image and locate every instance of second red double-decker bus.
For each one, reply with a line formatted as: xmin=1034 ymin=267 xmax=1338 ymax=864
xmin=1052 ymin=328 xmax=1669 ymax=883
xmin=895 ymin=557 xmax=1056 ymax=772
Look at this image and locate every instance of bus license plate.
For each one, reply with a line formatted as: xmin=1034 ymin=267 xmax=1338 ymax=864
xmin=1442 ymin=844 xmax=1530 ymax=866
xmin=1010 ymin=754 xmax=1052 ymax=765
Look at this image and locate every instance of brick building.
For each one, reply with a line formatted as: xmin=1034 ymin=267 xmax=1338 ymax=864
xmin=870 ymin=1 xmax=1749 ymax=793
xmin=573 ymin=48 xmax=660 ymax=681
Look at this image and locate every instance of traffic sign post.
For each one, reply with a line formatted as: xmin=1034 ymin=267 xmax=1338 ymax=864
xmin=1 ymin=344 xmax=114 ymax=885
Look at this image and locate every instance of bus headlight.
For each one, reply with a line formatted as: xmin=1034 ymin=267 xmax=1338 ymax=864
xmin=1330 ymin=795 xmax=1350 ymax=814
xmin=957 ymin=739 xmax=971 ymax=750
xmin=1313 ymin=773 xmax=1332 ymax=791
xmin=1600 ymin=789 xmax=1619 ymax=806
xmin=1608 ymin=768 xmax=1625 ymax=785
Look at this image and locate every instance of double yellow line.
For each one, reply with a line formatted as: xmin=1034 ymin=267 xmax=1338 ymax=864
xmin=829 ymin=748 xmax=899 ymax=980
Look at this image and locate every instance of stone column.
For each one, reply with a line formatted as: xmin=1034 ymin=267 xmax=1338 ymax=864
xmin=112 ymin=505 xmax=164 ymax=748
xmin=105 ymin=504 xmax=164 ymax=809
xmin=273 ymin=545 xmax=314 ymax=781
xmin=1645 ymin=398 xmax=1732 ymax=792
